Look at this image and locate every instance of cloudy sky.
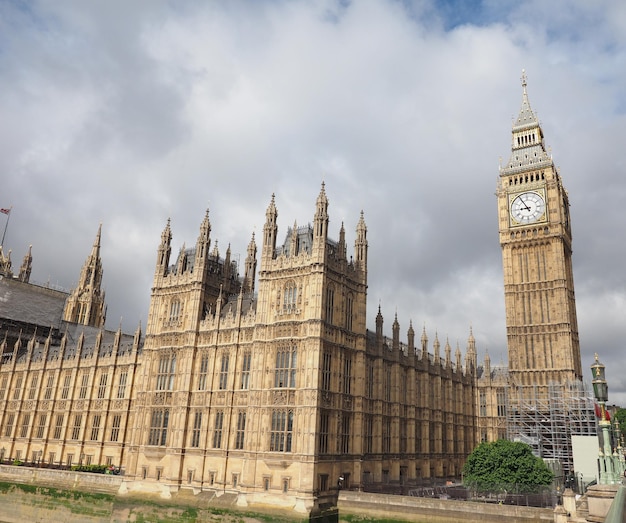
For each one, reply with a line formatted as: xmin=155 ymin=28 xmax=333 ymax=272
xmin=1 ymin=0 xmax=625 ymax=402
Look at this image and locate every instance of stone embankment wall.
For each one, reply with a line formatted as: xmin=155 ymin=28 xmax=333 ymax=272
xmin=337 ymin=490 xmax=555 ymax=523
xmin=0 ymin=465 xmax=555 ymax=523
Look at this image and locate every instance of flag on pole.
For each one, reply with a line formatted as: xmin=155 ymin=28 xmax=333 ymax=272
xmin=0 ymin=208 xmax=9 ymax=215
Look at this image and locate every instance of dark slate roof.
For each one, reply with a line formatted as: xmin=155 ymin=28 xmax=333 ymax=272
xmin=0 ymin=275 xmax=67 ymax=328
xmin=220 ymin=293 xmax=257 ymax=318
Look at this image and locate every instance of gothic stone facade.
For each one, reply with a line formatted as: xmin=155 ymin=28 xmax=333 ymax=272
xmin=0 ymin=185 xmax=477 ymax=514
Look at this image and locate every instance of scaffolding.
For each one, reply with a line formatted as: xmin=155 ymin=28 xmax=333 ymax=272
xmin=506 ymin=380 xmax=597 ymax=476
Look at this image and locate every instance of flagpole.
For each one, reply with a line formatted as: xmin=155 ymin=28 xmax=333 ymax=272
xmin=1 ymin=207 xmax=12 ymax=248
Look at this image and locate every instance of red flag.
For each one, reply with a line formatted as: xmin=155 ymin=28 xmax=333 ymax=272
xmin=594 ymin=404 xmax=611 ymax=421
xmin=0 ymin=208 xmax=9 ymax=215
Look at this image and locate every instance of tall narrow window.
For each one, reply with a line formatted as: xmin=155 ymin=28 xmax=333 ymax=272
xmin=270 ymin=410 xmax=293 ymax=452
xmin=35 ymin=414 xmax=47 ymax=439
xmin=110 ymin=414 xmax=121 ymax=442
xmin=148 ymin=409 xmax=169 ymax=446
xmin=71 ymin=414 xmax=82 ymax=440
xmin=497 ymin=388 xmax=507 ymax=417
xmin=0 ymin=375 xmax=7 ymax=399
xmin=342 ymin=354 xmax=352 ymax=394
xmin=213 ymin=411 xmax=224 ymax=448
xmin=275 ymin=346 xmax=297 ymax=388
xmin=382 ymin=417 xmax=391 ymax=453
xmin=366 ymin=360 xmax=374 ymax=399
xmin=190 ymin=412 xmax=202 ymax=448
xmin=97 ymin=373 xmax=108 ymax=399
xmin=384 ymin=364 xmax=391 ymax=402
xmin=340 ymin=413 xmax=350 ymax=454
xmin=61 ymin=373 xmax=71 ymax=399
xmin=321 ymin=351 xmax=331 ymax=391
xmin=117 ymin=371 xmax=128 ymax=399
xmin=79 ymin=372 xmax=89 ymax=399
xmin=44 ymin=374 xmax=54 ymax=400
xmin=53 ymin=414 xmax=64 ymax=439
xmin=345 ymin=294 xmax=353 ymax=330
xmin=399 ymin=420 xmax=407 ymax=453
xmin=318 ymin=411 xmax=329 ymax=454
xmin=4 ymin=413 xmax=15 ymax=437
xmin=156 ymin=355 xmax=176 ymax=391
xmin=240 ymin=352 xmax=251 ymax=389
xmin=479 ymin=390 xmax=487 ymax=416
xmin=13 ymin=374 xmax=23 ymax=400
xmin=325 ymin=287 xmax=334 ymax=323
xmin=28 ymin=374 xmax=39 ymax=400
xmin=283 ymin=282 xmax=297 ymax=312
xmin=219 ymin=354 xmax=229 ymax=390
xmin=20 ymin=414 xmax=30 ymax=438
xmin=364 ymin=415 xmax=373 ymax=454
xmin=169 ymin=300 xmax=181 ymax=322
xmin=90 ymin=415 xmax=101 ymax=441
xmin=235 ymin=411 xmax=246 ymax=450
xmin=197 ymin=354 xmax=208 ymax=390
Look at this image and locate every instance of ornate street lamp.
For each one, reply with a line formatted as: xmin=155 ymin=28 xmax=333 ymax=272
xmin=591 ymin=354 xmax=625 ymax=484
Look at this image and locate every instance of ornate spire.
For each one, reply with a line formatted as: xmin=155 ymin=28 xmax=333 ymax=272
xmin=156 ymin=218 xmax=172 ymax=274
xmin=195 ymin=208 xmax=211 ymax=265
xmin=263 ymin=193 xmax=278 ymax=258
xmin=18 ymin=245 xmax=32 ymax=283
xmin=354 ymin=210 xmax=368 ymax=269
xmin=502 ymin=69 xmax=552 ymax=175
xmin=407 ymin=320 xmax=415 ymax=353
xmin=392 ymin=312 xmax=400 ymax=350
xmin=313 ymin=182 xmax=329 ymax=242
xmin=243 ymin=232 xmax=257 ymax=294
xmin=63 ymin=225 xmax=106 ymax=328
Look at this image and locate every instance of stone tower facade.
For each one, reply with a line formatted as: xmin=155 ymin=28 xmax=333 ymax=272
xmin=496 ymin=72 xmax=582 ymax=388
xmin=119 ymin=185 xmax=476 ymax=512
xmin=0 ymin=189 xmax=479 ymax=515
xmin=63 ymin=225 xmax=107 ymax=328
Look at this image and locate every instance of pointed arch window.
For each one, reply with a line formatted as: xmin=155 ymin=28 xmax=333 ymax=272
xmin=270 ymin=409 xmax=294 ymax=452
xmin=283 ymin=281 xmax=297 ymax=312
xmin=169 ymin=300 xmax=181 ymax=322
xmin=345 ymin=293 xmax=354 ymax=331
xmin=275 ymin=346 xmax=297 ymax=388
xmin=325 ymin=285 xmax=334 ymax=323
xmin=156 ymin=354 xmax=176 ymax=391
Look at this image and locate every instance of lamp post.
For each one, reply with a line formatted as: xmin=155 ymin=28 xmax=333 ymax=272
xmin=591 ymin=354 xmax=625 ymax=484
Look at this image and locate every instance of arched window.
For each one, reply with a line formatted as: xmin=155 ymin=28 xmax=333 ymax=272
xmin=283 ymin=282 xmax=297 ymax=312
xmin=270 ymin=409 xmax=294 ymax=452
xmin=275 ymin=346 xmax=297 ymax=388
xmin=169 ymin=300 xmax=181 ymax=322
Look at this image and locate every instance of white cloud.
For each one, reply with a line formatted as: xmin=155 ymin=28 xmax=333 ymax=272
xmin=1 ymin=0 xmax=625 ymax=401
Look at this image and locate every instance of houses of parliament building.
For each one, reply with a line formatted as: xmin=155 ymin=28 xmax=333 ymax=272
xmin=0 ymin=75 xmax=593 ymax=513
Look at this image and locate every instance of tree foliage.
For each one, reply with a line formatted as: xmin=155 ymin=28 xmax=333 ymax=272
xmin=462 ymin=440 xmax=553 ymax=493
xmin=614 ymin=408 xmax=626 ymax=440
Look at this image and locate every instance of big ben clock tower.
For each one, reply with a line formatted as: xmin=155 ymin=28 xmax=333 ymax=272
xmin=497 ymin=71 xmax=583 ymax=388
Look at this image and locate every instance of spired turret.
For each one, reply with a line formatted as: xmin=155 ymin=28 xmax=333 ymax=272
xmin=156 ymin=219 xmax=172 ymax=277
xmin=63 ymin=225 xmax=106 ymax=328
xmin=146 ymin=211 xmax=244 ymax=336
xmin=354 ymin=211 xmax=367 ymax=271
xmin=243 ymin=232 xmax=257 ymax=294
xmin=194 ymin=209 xmax=211 ymax=271
xmin=263 ymin=194 xmax=278 ymax=261
xmin=18 ymin=245 xmax=32 ymax=283
xmin=313 ymin=182 xmax=329 ymax=253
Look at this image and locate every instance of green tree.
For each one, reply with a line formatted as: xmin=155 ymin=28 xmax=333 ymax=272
xmin=462 ymin=440 xmax=553 ymax=493
xmin=615 ymin=408 xmax=626 ymax=440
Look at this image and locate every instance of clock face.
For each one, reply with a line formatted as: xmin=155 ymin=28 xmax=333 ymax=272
xmin=510 ymin=191 xmax=546 ymax=224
